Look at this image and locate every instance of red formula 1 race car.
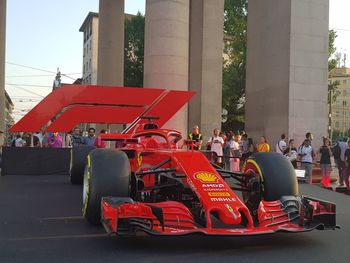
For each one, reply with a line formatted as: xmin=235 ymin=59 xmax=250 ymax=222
xmin=10 ymin=85 xmax=336 ymax=236
xmin=83 ymin=126 xmax=336 ymax=236
xmin=82 ymin=124 xmax=336 ymax=236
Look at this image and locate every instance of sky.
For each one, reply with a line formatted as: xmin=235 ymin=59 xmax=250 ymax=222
xmin=4 ymin=0 xmax=350 ymax=121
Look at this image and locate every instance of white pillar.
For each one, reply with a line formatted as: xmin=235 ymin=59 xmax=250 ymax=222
xmin=97 ymin=0 xmax=124 ymax=86
xmin=188 ymin=0 xmax=225 ymax=141
xmin=144 ymin=0 xmax=190 ymax=136
xmin=246 ymin=0 xmax=329 ymax=148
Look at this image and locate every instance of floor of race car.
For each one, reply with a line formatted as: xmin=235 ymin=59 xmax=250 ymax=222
xmin=0 ymin=174 xmax=349 ymax=263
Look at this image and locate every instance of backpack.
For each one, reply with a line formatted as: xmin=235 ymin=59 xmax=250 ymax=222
xmin=333 ymin=143 xmax=341 ymax=160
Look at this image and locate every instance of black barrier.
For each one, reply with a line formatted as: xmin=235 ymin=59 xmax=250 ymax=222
xmin=1 ymin=147 xmax=70 ymax=176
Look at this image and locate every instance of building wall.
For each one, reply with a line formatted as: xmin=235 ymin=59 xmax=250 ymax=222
xmin=0 ymin=0 xmax=6 ymax=146
xmin=329 ymin=68 xmax=350 ymax=137
xmin=81 ymin=14 xmax=99 ymax=85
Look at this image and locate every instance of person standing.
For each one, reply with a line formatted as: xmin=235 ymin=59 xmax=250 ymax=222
xmin=47 ymin=132 xmax=63 ymax=148
xmin=207 ymin=128 xmax=224 ymax=165
xmin=84 ymin=128 xmax=96 ymax=146
xmin=306 ymin=132 xmax=314 ymax=144
xmin=276 ymin=134 xmax=287 ymax=154
xmin=15 ymin=134 xmax=25 ymax=147
xmin=257 ymin=136 xmax=270 ymax=152
xmin=230 ymin=133 xmax=241 ymax=172
xmin=188 ymin=125 xmax=203 ymax=150
xmin=71 ymin=127 xmax=84 ymax=147
xmin=319 ymin=138 xmax=332 ymax=188
xmin=338 ymin=138 xmax=349 ymax=186
xmin=33 ymin=129 xmax=44 ymax=147
xmin=298 ymin=139 xmax=315 ymax=184
xmin=343 ymin=140 xmax=350 ymax=190
xmin=223 ymin=131 xmax=233 ymax=170
xmin=94 ymin=129 xmax=107 ymax=148
xmin=283 ymin=139 xmax=298 ymax=168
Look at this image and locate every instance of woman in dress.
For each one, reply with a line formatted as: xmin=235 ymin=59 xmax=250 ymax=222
xmin=319 ymin=137 xmax=332 ymax=187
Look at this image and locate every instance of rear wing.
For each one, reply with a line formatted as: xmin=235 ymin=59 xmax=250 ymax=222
xmin=10 ymin=85 xmax=195 ymax=133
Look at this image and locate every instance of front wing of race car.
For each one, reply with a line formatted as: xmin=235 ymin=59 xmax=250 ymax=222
xmin=101 ymin=195 xmax=336 ymax=236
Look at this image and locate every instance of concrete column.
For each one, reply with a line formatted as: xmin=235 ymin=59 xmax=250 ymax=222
xmin=97 ymin=0 xmax=124 ymax=86
xmin=0 ymin=0 xmax=6 ymax=146
xmin=246 ymin=0 xmax=329 ymax=148
xmin=144 ymin=0 xmax=190 ymax=136
xmin=188 ymin=0 xmax=224 ymax=141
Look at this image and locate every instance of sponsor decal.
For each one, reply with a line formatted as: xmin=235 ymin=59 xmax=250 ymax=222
xmin=208 ymin=192 xmax=231 ymax=197
xmin=202 ymin=183 xmax=228 ymax=192
xmin=203 ymin=188 xmax=228 ymax=192
xmin=202 ymin=184 xmax=225 ymax=188
xmin=210 ymin=197 xmax=236 ymax=202
xmin=194 ymin=172 xmax=218 ymax=183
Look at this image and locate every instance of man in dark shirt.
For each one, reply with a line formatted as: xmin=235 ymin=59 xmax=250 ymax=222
xmin=188 ymin=125 xmax=203 ymax=150
xmin=71 ymin=127 xmax=84 ymax=147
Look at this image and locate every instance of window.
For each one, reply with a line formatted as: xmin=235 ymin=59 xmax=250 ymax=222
xmin=89 ymin=40 xmax=92 ymax=50
xmin=343 ymin=80 xmax=347 ymax=85
xmin=335 ymin=122 xmax=340 ymax=128
xmin=343 ymin=90 xmax=347 ymax=97
xmin=89 ymin=59 xmax=91 ymax=70
xmin=335 ymin=111 xmax=340 ymax=117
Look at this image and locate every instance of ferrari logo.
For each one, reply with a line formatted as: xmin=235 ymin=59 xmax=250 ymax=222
xmin=194 ymin=172 xmax=218 ymax=183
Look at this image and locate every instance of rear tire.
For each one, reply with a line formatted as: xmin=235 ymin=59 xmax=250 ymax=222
xmin=70 ymin=146 xmax=95 ymax=185
xmin=83 ymin=149 xmax=130 ymax=225
xmin=242 ymin=152 xmax=298 ymax=212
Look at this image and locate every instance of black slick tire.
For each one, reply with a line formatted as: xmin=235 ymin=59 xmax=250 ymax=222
xmin=83 ymin=149 xmax=130 ymax=225
xmin=70 ymin=146 xmax=95 ymax=185
xmin=242 ymin=152 xmax=298 ymax=202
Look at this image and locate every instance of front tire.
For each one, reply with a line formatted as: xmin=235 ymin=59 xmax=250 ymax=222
xmin=242 ymin=152 xmax=298 ymax=213
xmin=83 ymin=149 xmax=130 ymax=225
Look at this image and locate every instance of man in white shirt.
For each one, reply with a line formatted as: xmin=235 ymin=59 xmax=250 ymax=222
xmin=207 ymin=128 xmax=224 ymax=165
xmin=15 ymin=134 xmax=26 ymax=147
xmin=297 ymin=139 xmax=315 ymax=184
xmin=276 ymin=133 xmax=287 ymax=154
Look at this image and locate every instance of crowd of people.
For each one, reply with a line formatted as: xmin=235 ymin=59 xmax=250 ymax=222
xmin=9 ymin=127 xmax=107 ymax=149
xmin=188 ymin=126 xmax=349 ymax=190
xmin=7 ymin=125 xmax=350 ymax=191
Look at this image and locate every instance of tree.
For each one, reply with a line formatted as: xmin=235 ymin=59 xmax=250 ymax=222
xmin=124 ymin=13 xmax=145 ymax=87
xmin=328 ymin=29 xmax=340 ymax=103
xmin=222 ymin=0 xmax=248 ymax=132
xmin=328 ymin=30 xmax=339 ymax=139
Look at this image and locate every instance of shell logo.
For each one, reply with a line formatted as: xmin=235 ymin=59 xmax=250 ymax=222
xmin=194 ymin=172 xmax=218 ymax=183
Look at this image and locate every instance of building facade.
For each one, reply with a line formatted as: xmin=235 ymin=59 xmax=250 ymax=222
xmin=4 ymin=90 xmax=14 ymax=144
xmin=329 ymin=67 xmax=350 ymax=138
xmin=79 ymin=12 xmax=99 ymax=85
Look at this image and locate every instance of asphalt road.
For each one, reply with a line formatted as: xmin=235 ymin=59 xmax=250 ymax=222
xmin=0 ymin=174 xmax=349 ymax=263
